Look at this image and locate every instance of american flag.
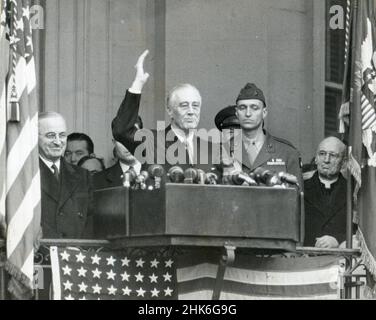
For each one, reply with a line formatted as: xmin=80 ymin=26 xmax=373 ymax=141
xmin=50 ymin=246 xmax=341 ymax=300
xmin=339 ymin=0 xmax=376 ymax=286
xmin=50 ymin=247 xmax=177 ymax=300
xmin=0 ymin=0 xmax=41 ymax=299
xmin=176 ymin=249 xmax=341 ymax=300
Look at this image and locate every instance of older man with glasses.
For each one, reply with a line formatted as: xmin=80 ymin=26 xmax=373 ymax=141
xmin=38 ymin=112 xmax=93 ymax=239
xmin=303 ymin=136 xmax=352 ymax=248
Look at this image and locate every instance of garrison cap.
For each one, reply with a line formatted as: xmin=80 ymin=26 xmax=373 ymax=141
xmin=236 ymin=83 xmax=266 ymax=106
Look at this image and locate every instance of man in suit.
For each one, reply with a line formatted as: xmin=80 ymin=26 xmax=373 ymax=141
xmin=304 ymin=136 xmax=349 ymax=248
xmin=222 ymin=83 xmax=303 ymax=186
xmin=93 ymin=141 xmax=147 ymax=190
xmin=112 ymin=50 xmax=220 ymax=175
xmin=38 ymin=112 xmax=93 ymax=239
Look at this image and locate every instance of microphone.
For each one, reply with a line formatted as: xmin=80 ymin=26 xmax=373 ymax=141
xmin=184 ymin=168 xmax=198 ymax=184
xmin=205 ymin=172 xmax=219 ymax=185
xmin=135 ymin=171 xmax=149 ymax=190
xmin=206 ymin=167 xmax=221 ymax=185
xmin=253 ymin=167 xmax=281 ymax=186
xmin=167 ymin=166 xmax=185 ymax=183
xmin=278 ymin=172 xmax=300 ymax=187
xmin=196 ymin=169 xmax=206 ymax=185
xmin=148 ymin=165 xmax=165 ymax=189
xmin=223 ymin=172 xmax=257 ymax=186
xmin=122 ymin=167 xmax=137 ymax=188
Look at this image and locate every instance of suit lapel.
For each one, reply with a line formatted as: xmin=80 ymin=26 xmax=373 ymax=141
xmin=304 ymin=172 xmax=346 ymax=220
xmin=58 ymin=160 xmax=81 ymax=207
xmin=164 ymin=125 xmax=191 ymax=166
xmin=326 ymin=175 xmax=347 ymax=217
xmin=40 ymin=159 xmax=60 ymax=202
xmin=304 ymin=172 xmax=326 ymax=217
xmin=106 ymin=162 xmax=123 ymax=186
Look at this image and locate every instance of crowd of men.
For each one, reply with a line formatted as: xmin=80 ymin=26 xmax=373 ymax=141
xmin=37 ymin=50 xmax=350 ymax=249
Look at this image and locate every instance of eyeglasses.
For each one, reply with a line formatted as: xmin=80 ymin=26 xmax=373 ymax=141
xmin=42 ymin=132 xmax=67 ymax=140
xmin=317 ymin=151 xmax=341 ymax=160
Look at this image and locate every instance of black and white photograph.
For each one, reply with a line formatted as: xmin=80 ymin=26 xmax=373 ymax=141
xmin=0 ymin=0 xmax=376 ymax=304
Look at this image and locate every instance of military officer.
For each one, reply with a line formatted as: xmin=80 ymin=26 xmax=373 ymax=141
xmin=222 ymin=83 xmax=303 ymax=187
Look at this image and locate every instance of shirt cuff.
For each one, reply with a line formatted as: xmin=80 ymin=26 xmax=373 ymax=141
xmin=128 ymin=81 xmax=143 ymax=94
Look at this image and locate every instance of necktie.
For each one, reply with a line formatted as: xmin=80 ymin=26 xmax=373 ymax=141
xmin=244 ymin=141 xmax=258 ymax=166
xmin=51 ymin=163 xmax=59 ymax=182
xmin=185 ymin=140 xmax=194 ymax=165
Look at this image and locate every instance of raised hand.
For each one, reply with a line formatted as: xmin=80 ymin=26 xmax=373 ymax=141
xmin=130 ymin=49 xmax=150 ymax=92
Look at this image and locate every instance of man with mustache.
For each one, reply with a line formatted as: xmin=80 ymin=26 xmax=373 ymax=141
xmin=112 ymin=50 xmax=219 ymax=173
xmin=38 ymin=112 xmax=93 ymax=239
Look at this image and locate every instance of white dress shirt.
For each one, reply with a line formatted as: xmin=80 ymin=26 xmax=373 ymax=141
xmin=119 ymin=160 xmax=142 ymax=175
xmin=171 ymin=124 xmax=195 ymax=164
xmin=40 ymin=156 xmax=61 ymax=174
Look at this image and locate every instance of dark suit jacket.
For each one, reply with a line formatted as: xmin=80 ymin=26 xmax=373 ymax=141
xmin=93 ymin=161 xmax=148 ymax=190
xmin=112 ymin=90 xmax=220 ymax=173
xmin=40 ymin=158 xmax=93 ymax=239
xmin=303 ymin=171 xmax=347 ymax=246
xmin=223 ymin=131 xmax=303 ymax=187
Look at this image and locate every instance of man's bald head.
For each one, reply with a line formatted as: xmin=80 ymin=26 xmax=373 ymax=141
xmin=315 ymin=136 xmax=346 ymax=180
xmin=317 ymin=137 xmax=346 ymax=155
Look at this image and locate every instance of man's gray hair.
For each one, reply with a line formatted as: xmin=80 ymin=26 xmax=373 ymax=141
xmin=38 ymin=111 xmax=65 ymax=122
xmin=166 ymin=83 xmax=201 ymax=108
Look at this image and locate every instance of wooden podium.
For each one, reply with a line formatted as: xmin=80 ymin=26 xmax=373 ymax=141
xmin=93 ymin=184 xmax=302 ymax=251
xmin=93 ymin=184 xmax=302 ymax=300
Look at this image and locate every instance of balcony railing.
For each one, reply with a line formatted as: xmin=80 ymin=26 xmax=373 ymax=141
xmin=0 ymin=238 xmax=364 ymax=300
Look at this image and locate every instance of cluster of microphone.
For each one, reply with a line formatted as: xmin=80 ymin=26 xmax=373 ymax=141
xmin=167 ymin=166 xmax=299 ymax=188
xmin=121 ymin=165 xmax=299 ymax=189
xmin=221 ymin=167 xmax=299 ymax=188
xmin=121 ymin=164 xmax=165 ymax=190
xmin=167 ymin=166 xmax=220 ymax=185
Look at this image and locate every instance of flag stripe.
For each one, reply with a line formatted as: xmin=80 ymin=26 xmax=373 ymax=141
xmin=50 ymin=246 xmax=62 ymax=300
xmin=5 ymin=142 xmax=39 ymax=210
xmin=178 ymin=263 xmax=339 ymax=286
xmin=6 ymin=107 xmax=38 ymax=192
xmin=177 ymin=252 xmax=340 ymax=271
xmin=218 ymin=292 xmax=339 ymax=300
xmin=6 ymin=172 xmax=40 ymax=257
xmin=178 ymin=278 xmax=338 ymax=298
xmin=177 ymin=254 xmax=340 ymax=300
xmin=178 ymin=290 xmax=338 ymax=300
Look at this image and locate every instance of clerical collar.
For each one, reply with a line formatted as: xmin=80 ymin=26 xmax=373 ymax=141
xmin=171 ymin=123 xmax=195 ymax=145
xmin=40 ymin=156 xmax=61 ymax=173
xmin=119 ymin=160 xmax=142 ymax=175
xmin=318 ymin=175 xmax=338 ymax=189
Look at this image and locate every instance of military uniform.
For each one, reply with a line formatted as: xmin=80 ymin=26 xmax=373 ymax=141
xmin=223 ymin=130 xmax=303 ymax=187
